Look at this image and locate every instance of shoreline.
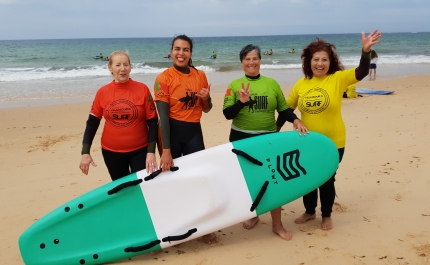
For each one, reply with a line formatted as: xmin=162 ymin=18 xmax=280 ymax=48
xmin=1 ymin=63 xmax=430 ymax=108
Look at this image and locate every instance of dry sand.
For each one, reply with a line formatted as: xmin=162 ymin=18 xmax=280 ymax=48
xmin=1 ymin=74 xmax=430 ymax=264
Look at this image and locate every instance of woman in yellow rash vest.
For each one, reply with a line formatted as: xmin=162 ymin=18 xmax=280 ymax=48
xmin=287 ymin=30 xmax=382 ymax=230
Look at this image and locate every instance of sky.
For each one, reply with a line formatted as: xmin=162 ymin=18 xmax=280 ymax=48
xmin=1 ymin=0 xmax=429 ymax=40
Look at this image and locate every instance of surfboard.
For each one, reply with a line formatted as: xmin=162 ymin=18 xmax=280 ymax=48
xmin=19 ymin=131 xmax=339 ymax=265
xmin=356 ymin=88 xmax=394 ymax=95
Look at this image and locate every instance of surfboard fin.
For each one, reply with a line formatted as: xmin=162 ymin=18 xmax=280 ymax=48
xmin=144 ymin=166 xmax=179 ymax=181
xmin=250 ymin=181 xmax=269 ymax=212
xmin=107 ymin=179 xmax=143 ymax=195
xmin=124 ymin=240 xmax=161 ymax=253
xmin=232 ymin=149 xmax=263 ymax=166
xmin=162 ymin=228 xmax=197 ymax=243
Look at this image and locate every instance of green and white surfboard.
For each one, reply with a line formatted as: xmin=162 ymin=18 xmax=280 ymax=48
xmin=19 ymin=131 xmax=339 ymax=265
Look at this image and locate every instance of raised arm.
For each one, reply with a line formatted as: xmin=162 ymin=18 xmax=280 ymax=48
xmin=356 ymin=29 xmax=382 ymax=80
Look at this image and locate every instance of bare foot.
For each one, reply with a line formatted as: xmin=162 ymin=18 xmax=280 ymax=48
xmin=272 ymin=224 xmax=293 ymax=241
xmin=294 ymin=213 xmax=316 ymax=224
xmin=202 ymin=233 xmax=218 ymax=244
xmin=243 ymin=216 xmax=259 ymax=230
xmin=322 ymin=217 xmax=333 ymax=230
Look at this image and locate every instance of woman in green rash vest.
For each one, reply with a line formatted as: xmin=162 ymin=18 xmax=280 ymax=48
xmin=222 ymin=44 xmax=308 ymax=241
xmin=288 ymin=30 xmax=382 ymax=231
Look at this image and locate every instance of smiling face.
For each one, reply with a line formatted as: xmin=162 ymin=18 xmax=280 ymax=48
xmin=171 ymin=39 xmax=192 ymax=68
xmin=241 ymin=50 xmax=260 ymax=77
xmin=311 ymin=51 xmax=330 ymax=78
xmin=108 ymin=54 xmax=131 ymax=83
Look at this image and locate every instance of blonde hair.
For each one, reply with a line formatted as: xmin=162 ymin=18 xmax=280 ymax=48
xmin=108 ymin=50 xmax=130 ymax=67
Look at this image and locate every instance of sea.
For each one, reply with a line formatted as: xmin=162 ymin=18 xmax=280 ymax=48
xmin=1 ymin=32 xmax=430 ymax=108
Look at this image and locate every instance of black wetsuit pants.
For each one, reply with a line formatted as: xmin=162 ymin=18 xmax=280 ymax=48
xmin=169 ymin=118 xmax=205 ymax=159
xmin=229 ymin=128 xmax=271 ymax=142
xmin=302 ymin=148 xmax=345 ymax=217
xmin=102 ymin=147 xmax=148 ymax=181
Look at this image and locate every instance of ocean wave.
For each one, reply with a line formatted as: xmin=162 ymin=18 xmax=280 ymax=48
xmin=1 ymin=55 xmax=429 ymax=82
xmin=341 ymin=55 xmax=430 ymax=66
xmin=0 ymin=63 xmax=219 ymax=82
xmin=260 ymin=64 xmax=302 ymax=70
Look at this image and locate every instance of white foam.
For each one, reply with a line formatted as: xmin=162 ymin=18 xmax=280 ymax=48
xmin=260 ymin=64 xmax=302 ymax=70
xmin=196 ymin=65 xmax=217 ymax=72
xmin=341 ymin=55 xmax=430 ymax=66
xmin=1 ymin=55 xmax=429 ymax=82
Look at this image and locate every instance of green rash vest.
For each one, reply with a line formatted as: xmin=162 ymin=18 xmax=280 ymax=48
xmin=223 ymin=75 xmax=289 ymax=133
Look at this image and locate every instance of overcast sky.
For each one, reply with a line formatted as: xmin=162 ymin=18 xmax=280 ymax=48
xmin=1 ymin=0 xmax=429 ymax=40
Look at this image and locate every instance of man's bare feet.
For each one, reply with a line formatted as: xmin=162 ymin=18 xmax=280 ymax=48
xmin=202 ymin=233 xmax=218 ymax=244
xmin=243 ymin=216 xmax=259 ymax=230
xmin=321 ymin=217 xmax=333 ymax=230
xmin=272 ymin=224 xmax=293 ymax=241
xmin=294 ymin=213 xmax=316 ymax=224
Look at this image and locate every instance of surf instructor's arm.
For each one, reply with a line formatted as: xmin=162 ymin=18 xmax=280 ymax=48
xmin=156 ymin=101 xmax=174 ymax=171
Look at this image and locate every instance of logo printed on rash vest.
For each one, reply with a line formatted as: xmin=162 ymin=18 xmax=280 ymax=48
xmin=155 ymin=82 xmax=167 ymax=99
xmin=179 ymin=89 xmax=198 ymax=110
xmin=299 ymin=87 xmax=330 ymax=114
xmin=105 ymin=99 xmax=138 ymax=128
xmin=248 ymin=94 xmax=269 ymax=113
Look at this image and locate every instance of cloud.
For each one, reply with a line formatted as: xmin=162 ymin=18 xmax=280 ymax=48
xmin=0 ymin=0 xmax=429 ymax=40
xmin=0 ymin=0 xmax=16 ymax=4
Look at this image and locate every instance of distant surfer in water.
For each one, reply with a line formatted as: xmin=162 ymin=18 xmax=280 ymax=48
xmin=289 ymin=48 xmax=295 ymax=53
xmin=211 ymin=51 xmax=217 ymax=59
xmin=164 ymin=54 xmax=171 ymax=59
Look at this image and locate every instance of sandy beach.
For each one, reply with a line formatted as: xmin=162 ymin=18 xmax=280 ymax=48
xmin=1 ymin=74 xmax=430 ymax=265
